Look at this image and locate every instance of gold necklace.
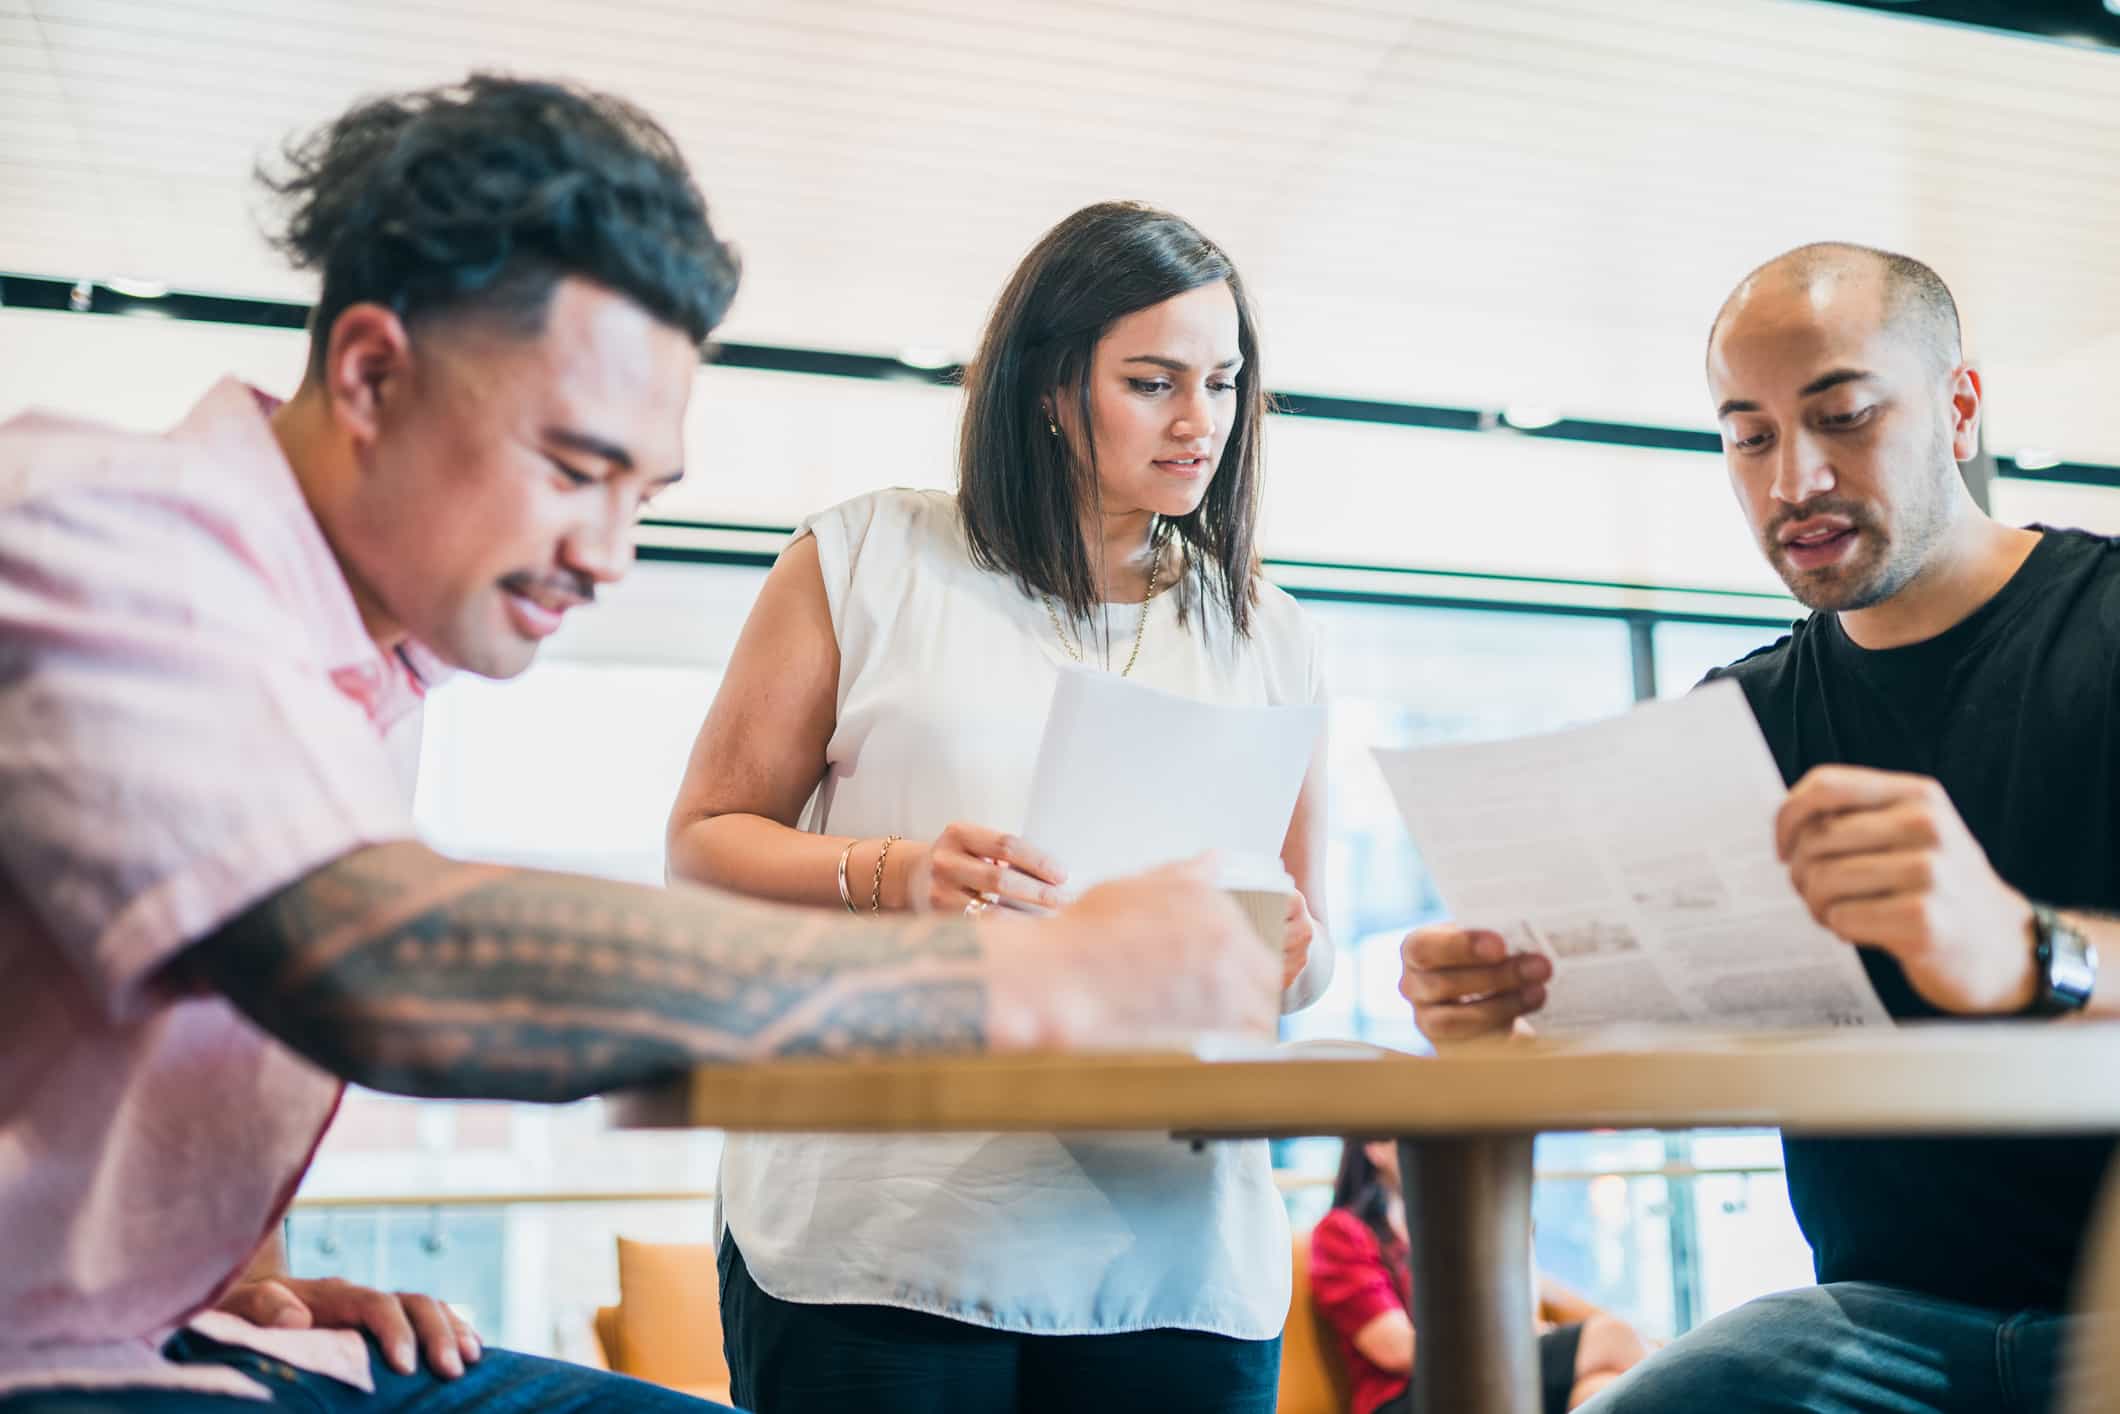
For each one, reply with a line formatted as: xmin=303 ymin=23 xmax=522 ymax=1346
xmin=1044 ymin=531 xmax=1166 ymax=678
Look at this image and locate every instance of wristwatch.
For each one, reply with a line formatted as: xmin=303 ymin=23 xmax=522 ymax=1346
xmin=2024 ymin=904 xmax=2098 ymax=1017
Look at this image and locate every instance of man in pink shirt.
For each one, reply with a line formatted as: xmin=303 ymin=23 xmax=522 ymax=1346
xmin=0 ymin=75 xmax=1277 ymax=1412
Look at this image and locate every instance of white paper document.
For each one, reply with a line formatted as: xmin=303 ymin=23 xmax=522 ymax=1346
xmin=1020 ymin=668 xmax=1325 ymax=892
xmin=1371 ymin=681 xmax=1891 ymax=1032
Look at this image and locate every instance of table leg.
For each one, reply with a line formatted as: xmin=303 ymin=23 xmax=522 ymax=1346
xmin=1399 ymin=1133 xmax=1539 ymax=1414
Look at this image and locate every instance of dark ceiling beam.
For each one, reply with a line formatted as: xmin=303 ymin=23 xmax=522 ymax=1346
xmin=1806 ymin=0 xmax=2120 ymax=51
xmin=5 ymin=271 xmax=2116 ymax=488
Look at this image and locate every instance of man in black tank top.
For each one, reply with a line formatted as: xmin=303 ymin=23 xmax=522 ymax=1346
xmin=1403 ymin=243 xmax=2117 ymax=1413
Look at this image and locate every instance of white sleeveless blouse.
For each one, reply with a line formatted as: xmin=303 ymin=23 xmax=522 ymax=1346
xmin=717 ymin=488 xmax=1327 ymax=1338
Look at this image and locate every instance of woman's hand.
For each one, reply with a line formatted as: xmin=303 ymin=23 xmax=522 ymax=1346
xmin=1282 ymin=892 xmax=1318 ymax=990
xmin=900 ymin=824 xmax=1066 ymax=914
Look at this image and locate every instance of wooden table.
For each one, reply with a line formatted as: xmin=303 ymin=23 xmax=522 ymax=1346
xmin=616 ymin=1024 xmax=2120 ymax=1413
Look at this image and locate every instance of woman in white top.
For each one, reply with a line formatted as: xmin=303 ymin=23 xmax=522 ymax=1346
xmin=666 ymin=201 xmax=1333 ymax=1414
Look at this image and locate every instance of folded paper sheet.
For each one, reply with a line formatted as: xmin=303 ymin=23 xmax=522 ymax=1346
xmin=1021 ymin=668 xmax=1325 ymax=893
xmin=1372 ymin=681 xmax=1891 ymax=1032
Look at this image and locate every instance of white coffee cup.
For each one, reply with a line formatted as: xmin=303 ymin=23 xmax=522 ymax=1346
xmin=1213 ymin=852 xmax=1298 ymax=955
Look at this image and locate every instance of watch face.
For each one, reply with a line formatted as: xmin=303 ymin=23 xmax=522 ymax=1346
xmin=2053 ymin=936 xmax=2099 ymax=1002
xmin=2041 ymin=911 xmax=2099 ymax=1010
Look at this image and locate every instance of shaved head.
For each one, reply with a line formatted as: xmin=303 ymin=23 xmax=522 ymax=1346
xmin=1705 ymin=240 xmax=1984 ymax=619
xmin=1710 ymin=242 xmax=1962 ymax=375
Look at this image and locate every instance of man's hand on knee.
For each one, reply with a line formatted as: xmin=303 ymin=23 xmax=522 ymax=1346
xmin=215 ymin=1274 xmax=482 ymax=1378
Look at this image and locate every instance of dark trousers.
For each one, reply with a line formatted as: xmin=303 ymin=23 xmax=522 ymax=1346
xmin=0 ymin=1326 xmax=733 ymax=1413
xmin=1373 ymin=1322 xmax=1583 ymax=1414
xmin=719 ymin=1237 xmax=1280 ymax=1414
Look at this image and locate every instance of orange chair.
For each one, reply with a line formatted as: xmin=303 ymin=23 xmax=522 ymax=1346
xmin=588 ymin=1237 xmax=733 ymax=1405
xmin=1281 ymin=1227 xmax=1354 ymax=1414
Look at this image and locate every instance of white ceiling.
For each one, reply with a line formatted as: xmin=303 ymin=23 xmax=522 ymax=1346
xmin=4 ymin=0 xmax=2118 ymax=459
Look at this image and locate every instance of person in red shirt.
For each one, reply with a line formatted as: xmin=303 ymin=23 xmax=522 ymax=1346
xmin=1309 ymin=1139 xmax=1647 ymax=1413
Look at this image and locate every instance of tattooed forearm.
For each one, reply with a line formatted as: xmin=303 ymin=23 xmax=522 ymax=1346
xmin=189 ymin=841 xmax=986 ymax=1102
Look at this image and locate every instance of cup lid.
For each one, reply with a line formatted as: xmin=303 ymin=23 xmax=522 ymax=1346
xmin=1213 ymin=851 xmax=1296 ymax=893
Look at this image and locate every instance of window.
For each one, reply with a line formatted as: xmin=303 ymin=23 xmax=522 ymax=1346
xmin=1653 ymin=619 xmax=1790 ymax=699
xmin=1288 ymin=600 xmax=1638 ymax=1050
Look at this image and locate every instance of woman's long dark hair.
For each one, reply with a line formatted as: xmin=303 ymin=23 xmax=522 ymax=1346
xmin=956 ymin=200 xmax=1266 ymax=637
xmin=1334 ymin=1138 xmax=1401 ymax=1259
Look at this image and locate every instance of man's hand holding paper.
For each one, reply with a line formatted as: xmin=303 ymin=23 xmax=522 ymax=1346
xmin=1779 ymin=764 xmax=2040 ymax=1016
xmin=1379 ymin=682 xmax=1893 ymax=1041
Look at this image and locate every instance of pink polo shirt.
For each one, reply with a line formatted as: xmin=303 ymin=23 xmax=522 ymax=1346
xmin=0 ymin=379 xmax=434 ymax=1399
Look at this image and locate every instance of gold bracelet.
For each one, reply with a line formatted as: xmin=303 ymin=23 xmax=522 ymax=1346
xmin=870 ymin=834 xmax=902 ymax=914
xmin=835 ymin=840 xmax=860 ymax=915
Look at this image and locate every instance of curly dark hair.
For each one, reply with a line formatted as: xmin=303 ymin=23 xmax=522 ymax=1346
xmin=259 ymin=73 xmax=740 ymax=371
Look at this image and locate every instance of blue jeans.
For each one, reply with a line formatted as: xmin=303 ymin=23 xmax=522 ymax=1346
xmin=0 ymin=1327 xmax=737 ymax=1412
xmin=1586 ymin=1282 xmax=2078 ymax=1413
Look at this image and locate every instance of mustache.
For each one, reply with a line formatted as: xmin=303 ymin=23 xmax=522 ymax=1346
xmin=499 ymin=570 xmax=596 ymax=608
xmin=1764 ymin=496 xmax=1878 ymax=543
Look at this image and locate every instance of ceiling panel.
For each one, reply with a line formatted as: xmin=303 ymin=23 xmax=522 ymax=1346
xmin=1 ymin=0 xmax=2115 ymax=460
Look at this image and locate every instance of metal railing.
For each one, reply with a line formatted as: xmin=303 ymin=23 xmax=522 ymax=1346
xmin=288 ymin=1160 xmax=1788 ymax=1210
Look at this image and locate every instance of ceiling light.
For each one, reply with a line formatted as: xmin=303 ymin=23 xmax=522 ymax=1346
xmin=2105 ymin=0 xmax=2119 ymax=16
xmin=105 ymin=277 xmax=169 ymax=299
xmin=898 ymin=345 xmax=953 ymax=371
xmin=1501 ymin=404 xmax=1562 ymax=431
xmin=2013 ymin=448 xmax=2062 ymax=472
